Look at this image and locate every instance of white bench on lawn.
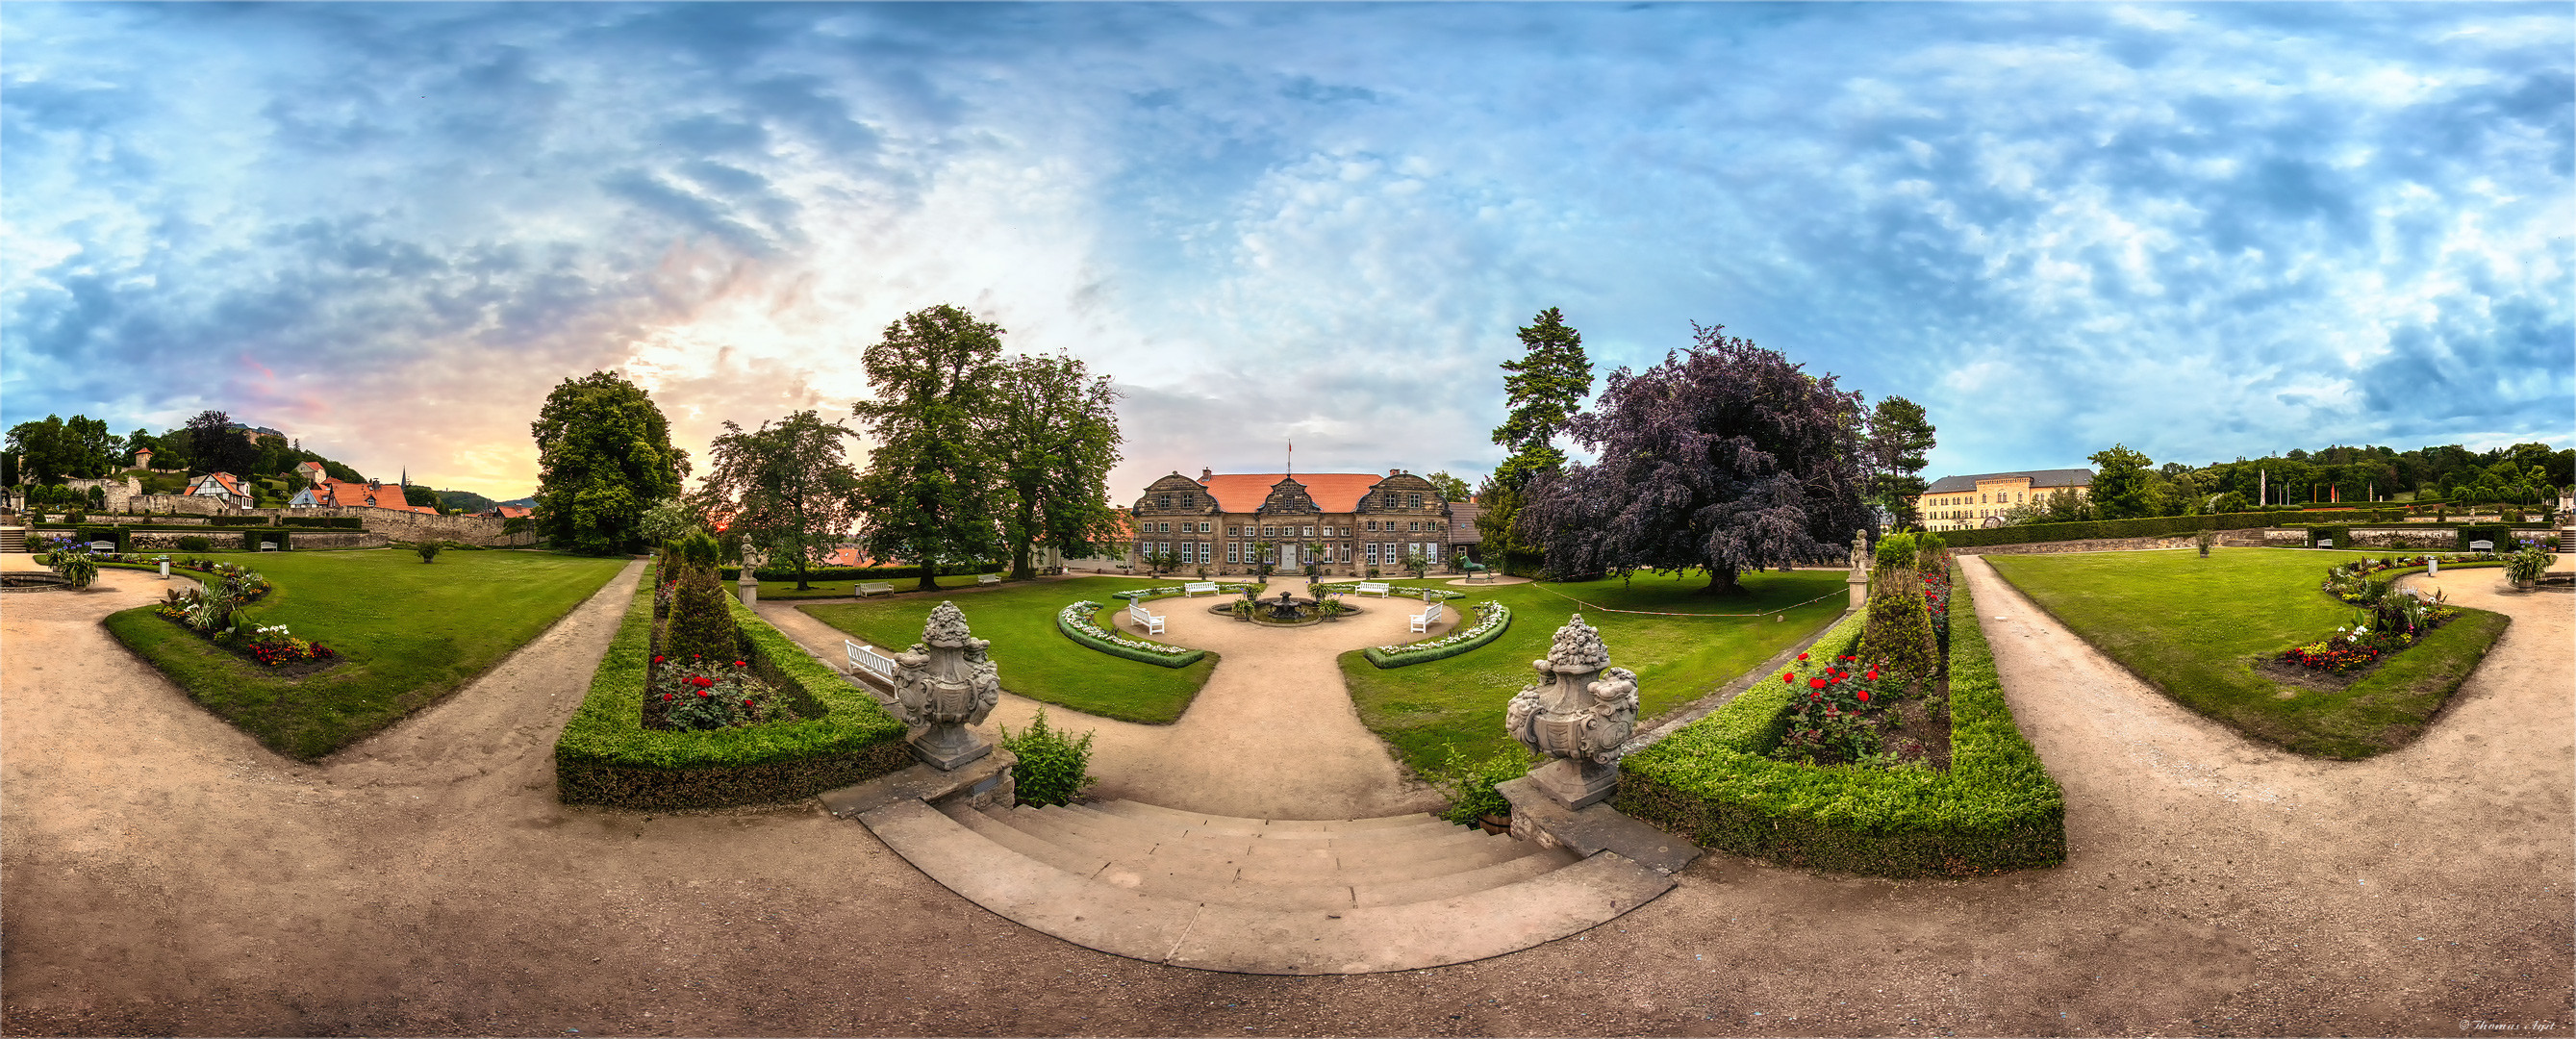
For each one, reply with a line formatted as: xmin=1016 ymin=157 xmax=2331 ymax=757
xmin=1183 ymin=581 xmax=1218 ymax=596
xmin=856 ymin=581 xmax=896 ymax=597
xmin=1408 ymin=601 xmax=1443 ymax=634
xmin=977 ymin=573 xmax=1002 ymax=585
xmin=88 ymin=541 xmax=115 ymax=554
xmin=844 ymin=640 xmax=898 ymax=687
xmin=1127 ymin=600 xmax=1166 ymax=637
xmin=1355 ymin=581 xmax=1392 ymax=597
xmin=2469 ymin=540 xmax=2494 ymax=552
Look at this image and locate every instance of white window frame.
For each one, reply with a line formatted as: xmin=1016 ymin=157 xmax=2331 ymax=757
xmin=1227 ymin=543 xmax=1240 ymax=564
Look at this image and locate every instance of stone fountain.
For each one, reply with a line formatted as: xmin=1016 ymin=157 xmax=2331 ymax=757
xmin=1503 ymin=614 xmax=1640 ymax=809
xmin=887 ymin=601 xmax=1003 ymax=770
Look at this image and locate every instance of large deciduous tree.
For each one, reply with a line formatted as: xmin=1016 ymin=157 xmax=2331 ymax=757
xmin=985 ymin=353 xmax=1124 ymax=580
xmin=185 ymin=410 xmax=258 ymax=477
xmin=1520 ymin=323 xmax=1871 ymax=595
xmin=852 ymin=304 xmax=1005 ymax=592
xmin=1863 ymin=395 xmax=1936 ymax=527
xmin=694 ymin=410 xmax=864 ymax=591
xmin=530 ymin=371 xmax=691 ymax=556
xmin=1477 ymin=307 xmax=1593 ymax=571
xmin=2087 ymin=443 xmax=2155 ymax=520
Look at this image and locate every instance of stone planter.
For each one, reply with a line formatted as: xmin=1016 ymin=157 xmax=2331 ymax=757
xmin=1477 ymin=813 xmax=1510 ymax=836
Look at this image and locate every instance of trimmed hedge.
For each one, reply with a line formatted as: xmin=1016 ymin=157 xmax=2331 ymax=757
xmin=1939 ymin=512 xmax=2277 ymax=547
xmin=209 ymin=515 xmax=277 ymax=526
xmin=1616 ymin=571 xmax=2067 ymax=876
xmin=1058 ymin=603 xmax=1209 ymax=668
xmin=1361 ymin=602 xmax=1513 ymax=668
xmin=240 ymin=529 xmax=291 ymax=551
xmin=718 ymin=562 xmax=1001 ymax=583
xmin=554 ymin=570 xmax=913 ymax=810
xmin=282 ymin=517 xmax=366 ymax=529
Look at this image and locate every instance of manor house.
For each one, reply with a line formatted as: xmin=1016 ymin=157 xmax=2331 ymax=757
xmin=1913 ymin=469 xmax=2093 ymax=531
xmin=1127 ymin=469 xmax=1481 ymax=576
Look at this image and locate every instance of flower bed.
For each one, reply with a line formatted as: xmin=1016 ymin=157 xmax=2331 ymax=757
xmin=136 ymin=561 xmax=340 ymax=672
xmin=1056 ymin=600 xmax=1207 ymax=668
xmin=1617 ymin=567 xmax=2066 ymax=876
xmin=1314 ymin=581 xmax=1466 ymax=602
xmin=1361 ymin=600 xmax=1511 ymax=668
xmin=553 ymin=568 xmax=911 ymax=811
xmin=1107 ymin=583 xmax=1261 ymax=603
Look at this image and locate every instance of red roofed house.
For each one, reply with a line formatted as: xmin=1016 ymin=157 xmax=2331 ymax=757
xmin=290 ymin=477 xmax=438 ymax=514
xmin=483 ymin=504 xmax=533 ymax=520
xmin=295 ymin=461 xmax=327 ymax=487
xmin=1126 ymin=468 xmax=1480 ymax=577
xmin=184 ymin=471 xmax=255 ymax=510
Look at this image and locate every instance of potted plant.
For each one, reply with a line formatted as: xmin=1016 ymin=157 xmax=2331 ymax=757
xmin=2505 ymin=545 xmax=2550 ymax=591
xmin=2194 ymin=529 xmax=2216 ymax=558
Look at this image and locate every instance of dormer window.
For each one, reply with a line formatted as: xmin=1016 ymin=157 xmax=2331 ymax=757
xmin=1158 ymin=494 xmax=1170 ymax=508
xmin=1405 ymin=493 xmax=1424 ymax=509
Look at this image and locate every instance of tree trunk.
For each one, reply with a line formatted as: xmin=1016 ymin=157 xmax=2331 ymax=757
xmin=915 ymin=541 xmax=940 ymax=592
xmin=1701 ymin=564 xmax=1745 ymax=596
xmin=1011 ymin=538 xmax=1035 ymax=581
xmin=794 ymin=554 xmax=811 ymax=591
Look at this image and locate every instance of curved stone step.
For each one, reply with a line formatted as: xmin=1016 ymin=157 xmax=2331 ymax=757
xmin=991 ymin=804 xmax=1542 ymax=892
xmin=858 ymin=798 xmax=1676 ymax=975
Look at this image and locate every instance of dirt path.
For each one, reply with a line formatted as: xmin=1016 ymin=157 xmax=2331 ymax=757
xmin=4 ymin=556 xmax=2569 ymax=1036
xmin=761 ymin=575 xmax=1449 ymax=820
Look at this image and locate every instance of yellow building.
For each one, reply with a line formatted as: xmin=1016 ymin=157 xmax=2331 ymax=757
xmin=1912 ymin=469 xmax=2093 ymax=531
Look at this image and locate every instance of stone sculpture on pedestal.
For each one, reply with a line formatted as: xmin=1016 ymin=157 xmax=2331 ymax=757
xmin=1847 ymin=528 xmax=1872 ymax=609
xmin=1504 ymin=614 xmax=1640 ymax=809
xmin=888 ymin=601 xmax=1002 ymax=770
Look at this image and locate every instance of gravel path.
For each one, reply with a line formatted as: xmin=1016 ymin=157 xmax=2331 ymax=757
xmin=3 ymin=555 xmax=2567 ymax=1036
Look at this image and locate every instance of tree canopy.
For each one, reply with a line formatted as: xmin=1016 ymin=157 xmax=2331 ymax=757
xmin=852 ymin=304 xmax=1006 ymax=591
xmin=6 ymin=414 xmax=119 ymax=485
xmin=1422 ymin=470 xmax=1472 ymax=503
xmin=1477 ymin=307 xmax=1594 ymax=570
xmin=693 ymin=410 xmax=864 ymax=590
xmin=1520 ymin=323 xmax=1870 ymax=595
xmin=1863 ymin=395 xmax=1936 ymax=527
xmin=985 ymin=352 xmax=1124 ymax=580
xmin=2087 ymin=443 xmax=2155 ymax=520
xmin=530 ymin=370 xmax=691 ymax=555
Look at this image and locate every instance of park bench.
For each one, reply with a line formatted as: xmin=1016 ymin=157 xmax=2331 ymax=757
xmin=1408 ymin=601 xmax=1443 ymax=634
xmin=1355 ymin=581 xmax=1392 ymax=597
xmin=977 ymin=573 xmax=1002 ymax=585
xmin=1127 ymin=600 xmax=1166 ymax=637
xmin=1459 ymin=558 xmax=1491 ymax=581
xmin=856 ymin=581 xmax=896 ymax=597
xmin=88 ymin=541 xmax=115 ymax=554
xmin=845 ymin=640 xmax=897 ymax=684
xmin=1183 ymin=581 xmax=1218 ymax=596
xmin=2469 ymin=540 xmax=2494 ymax=552
xmin=2314 ymin=538 xmax=2334 ymax=548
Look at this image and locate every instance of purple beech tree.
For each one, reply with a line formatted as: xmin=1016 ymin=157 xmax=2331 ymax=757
xmin=1520 ymin=323 xmax=1872 ymax=595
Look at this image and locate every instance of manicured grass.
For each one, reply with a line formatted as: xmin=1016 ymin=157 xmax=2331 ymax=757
xmin=1983 ymin=547 xmax=2512 ymax=759
xmin=1340 ymin=570 xmax=1853 ymax=774
xmin=798 ymin=576 xmax=1217 ymax=724
xmin=102 ymin=549 xmax=628 ymax=760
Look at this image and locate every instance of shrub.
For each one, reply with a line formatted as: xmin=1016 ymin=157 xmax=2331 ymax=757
xmin=51 ymin=547 xmax=100 ymax=590
xmin=176 ymin=535 xmax=214 ymax=552
xmin=1873 ymin=531 xmax=1917 ymax=569
xmin=1863 ymin=567 xmax=1939 ymax=691
xmin=416 ymin=541 xmax=442 ymax=563
xmin=1427 ymin=743 xmax=1528 ymax=824
xmin=1000 ymin=708 xmax=1097 ymax=807
xmin=663 ymin=564 xmax=740 ymax=662
xmin=2506 ymin=545 xmax=2552 ymax=584
xmin=671 ymin=528 xmax=722 ymax=570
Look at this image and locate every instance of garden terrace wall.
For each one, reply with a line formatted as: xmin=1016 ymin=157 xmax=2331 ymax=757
xmin=26 ymin=505 xmax=527 ymax=545
xmin=554 ymin=570 xmax=911 ymax=811
xmin=1614 ymin=572 xmax=2067 ymax=876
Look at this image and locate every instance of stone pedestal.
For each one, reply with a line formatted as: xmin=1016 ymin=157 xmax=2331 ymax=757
xmin=1504 ymin=614 xmax=1641 ymax=810
xmin=1525 ymin=756 xmax=1621 ymax=810
xmin=738 ymin=575 xmax=758 ymax=607
xmin=1847 ymin=569 xmax=1869 ymax=609
xmin=888 ymin=602 xmax=1002 ymax=772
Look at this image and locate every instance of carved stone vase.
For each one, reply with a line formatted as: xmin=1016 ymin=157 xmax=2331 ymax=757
xmin=1503 ymin=614 xmax=1640 ymax=809
xmin=888 ymin=601 xmax=1002 ymax=770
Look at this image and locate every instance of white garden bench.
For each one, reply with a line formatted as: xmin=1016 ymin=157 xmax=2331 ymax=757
xmin=856 ymin=582 xmax=896 ymax=597
xmin=844 ymin=640 xmax=897 ymax=683
xmin=1408 ymin=601 xmax=1443 ymax=634
xmin=2468 ymin=540 xmax=2493 ymax=552
xmin=1355 ymin=581 xmax=1392 ymax=597
xmin=2314 ymin=538 xmax=2333 ymax=548
xmin=1183 ymin=581 xmax=1218 ymax=596
xmin=1127 ymin=600 xmax=1166 ymax=637
xmin=977 ymin=573 xmax=1002 ymax=585
xmin=88 ymin=541 xmax=114 ymax=554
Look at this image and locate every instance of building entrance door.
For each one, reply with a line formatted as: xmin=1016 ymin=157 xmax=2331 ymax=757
xmin=1279 ymin=543 xmax=1301 ymax=568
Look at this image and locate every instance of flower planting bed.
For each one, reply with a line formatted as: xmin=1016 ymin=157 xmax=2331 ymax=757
xmin=1059 ymin=600 xmax=1207 ymax=667
xmin=1617 ymin=563 xmax=2066 ymax=877
xmin=554 ymin=569 xmax=911 ymax=811
xmin=1362 ymin=600 xmax=1511 ymax=668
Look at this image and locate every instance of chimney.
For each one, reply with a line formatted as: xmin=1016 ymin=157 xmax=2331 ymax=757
xmin=1389 ymin=469 xmax=1401 ymax=477
xmin=1200 ymin=468 xmax=1212 ymax=482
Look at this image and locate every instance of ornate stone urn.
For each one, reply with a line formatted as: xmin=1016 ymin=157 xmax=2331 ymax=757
xmin=888 ymin=601 xmax=1002 ymax=770
xmin=1504 ymin=614 xmax=1640 ymax=809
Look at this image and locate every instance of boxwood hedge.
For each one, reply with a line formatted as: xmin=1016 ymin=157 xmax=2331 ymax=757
xmin=1360 ymin=602 xmax=1512 ymax=668
xmin=1616 ymin=571 xmax=2066 ymax=876
xmin=554 ymin=570 xmax=912 ymax=810
xmin=1057 ymin=601 xmax=1208 ymax=668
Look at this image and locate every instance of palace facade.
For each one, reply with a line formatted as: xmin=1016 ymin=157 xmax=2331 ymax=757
xmin=1912 ymin=469 xmax=2093 ymax=531
xmin=1125 ymin=468 xmax=1481 ymax=576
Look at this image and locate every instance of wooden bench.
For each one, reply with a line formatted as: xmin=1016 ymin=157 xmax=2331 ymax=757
xmin=1408 ymin=601 xmax=1443 ymax=634
xmin=1127 ymin=600 xmax=1166 ymax=637
xmin=856 ymin=582 xmax=896 ymax=597
xmin=977 ymin=573 xmax=1002 ymax=585
xmin=1182 ymin=581 xmax=1218 ymax=596
xmin=1355 ymin=581 xmax=1392 ymax=597
xmin=844 ymin=640 xmax=897 ymax=684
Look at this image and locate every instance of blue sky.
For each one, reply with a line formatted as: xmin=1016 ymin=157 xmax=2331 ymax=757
xmin=5 ymin=3 xmax=2569 ymax=499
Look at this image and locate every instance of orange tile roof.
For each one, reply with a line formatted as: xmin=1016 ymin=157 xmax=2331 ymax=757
xmin=1198 ymin=473 xmax=1385 ymax=513
xmin=310 ymin=478 xmax=436 ymax=513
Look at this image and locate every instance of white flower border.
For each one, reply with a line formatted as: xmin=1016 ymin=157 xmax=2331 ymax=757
xmin=1060 ymin=600 xmax=1197 ymax=658
xmin=1109 ymin=583 xmax=1263 ymax=603
xmin=1316 ymin=582 xmax=1467 ymax=602
xmin=1376 ymin=600 xmax=1508 ymax=657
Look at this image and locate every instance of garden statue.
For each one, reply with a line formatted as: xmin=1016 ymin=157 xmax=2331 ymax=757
xmin=1504 ymin=614 xmax=1639 ymax=809
xmin=1848 ymin=528 xmax=1873 ymax=608
xmin=888 ymin=601 xmax=1002 ymax=769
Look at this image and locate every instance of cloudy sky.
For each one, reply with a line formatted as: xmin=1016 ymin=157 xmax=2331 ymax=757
xmin=5 ymin=3 xmax=2569 ymax=500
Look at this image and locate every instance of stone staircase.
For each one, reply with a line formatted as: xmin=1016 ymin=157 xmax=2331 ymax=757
xmin=853 ymin=796 xmax=1676 ymax=975
xmin=0 ymin=527 xmax=24 ymax=553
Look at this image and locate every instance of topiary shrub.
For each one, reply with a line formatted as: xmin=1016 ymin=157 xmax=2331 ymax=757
xmin=177 ymin=535 xmax=214 ymax=553
xmin=672 ymin=528 xmax=721 ymax=570
xmin=1862 ymin=566 xmax=1939 ymax=692
xmin=1000 ymin=708 xmax=1097 ymax=807
xmin=416 ymin=541 xmax=442 ymax=563
xmin=663 ymin=564 xmax=739 ymax=663
xmin=1874 ymin=531 xmax=1917 ymax=569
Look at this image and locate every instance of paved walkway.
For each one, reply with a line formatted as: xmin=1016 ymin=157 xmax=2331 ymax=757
xmin=759 ymin=575 xmax=1453 ymax=820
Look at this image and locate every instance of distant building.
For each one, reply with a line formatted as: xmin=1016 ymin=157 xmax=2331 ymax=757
xmin=290 ymin=477 xmax=437 ymax=514
xmin=1912 ymin=469 xmax=2094 ymax=531
xmin=295 ymin=461 xmax=327 ymax=487
xmin=1124 ymin=467 xmax=1480 ymax=576
xmin=185 ymin=471 xmax=255 ymax=510
xmin=132 ymin=446 xmax=154 ymax=469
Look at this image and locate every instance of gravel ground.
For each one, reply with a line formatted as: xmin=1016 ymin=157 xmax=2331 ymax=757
xmin=2 ymin=554 xmax=2567 ymax=1037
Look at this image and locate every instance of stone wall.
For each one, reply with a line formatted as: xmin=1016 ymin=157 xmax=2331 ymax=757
xmin=34 ymin=504 xmax=530 ymax=546
xmin=126 ymin=494 xmax=230 ymax=516
xmin=119 ymin=529 xmax=389 ymax=551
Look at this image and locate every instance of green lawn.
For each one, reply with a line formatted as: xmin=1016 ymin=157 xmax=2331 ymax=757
xmin=1983 ymin=547 xmax=2511 ymax=758
xmin=102 ymin=549 xmax=628 ymax=760
xmin=798 ymin=576 xmax=1217 ymax=724
xmin=1341 ymin=570 xmax=1853 ymax=774
xmin=743 ymin=572 xmax=1024 ymax=601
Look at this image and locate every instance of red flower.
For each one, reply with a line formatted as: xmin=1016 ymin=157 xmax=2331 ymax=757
xmin=698 ymin=690 xmax=711 ymax=697
xmin=744 ymin=698 xmax=754 ymax=707
xmin=1782 ymin=672 xmax=1794 ymax=684
xmin=1808 ymin=677 xmax=1828 ymax=689
xmin=688 ymin=675 xmax=716 ymax=689
xmin=662 ymin=693 xmax=674 ymax=701
xmin=1798 ymin=653 xmax=1808 ymax=661
xmin=1867 ymin=670 xmax=1881 ymax=680
xmin=652 ymin=655 xmax=666 ymax=664
xmin=1857 ymin=691 xmax=1871 ymax=702
xmin=1810 ymin=692 xmax=1821 ymax=700
xmin=734 ymin=660 xmax=746 ymax=668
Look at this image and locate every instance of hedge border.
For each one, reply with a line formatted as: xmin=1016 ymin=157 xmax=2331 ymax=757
xmin=1057 ymin=601 xmax=1209 ymax=669
xmin=1938 ymin=511 xmax=2555 ymax=549
xmin=553 ymin=570 xmax=912 ymax=811
xmin=1616 ymin=570 xmax=2067 ymax=876
xmin=718 ymin=562 xmax=1001 ymax=583
xmin=1361 ymin=601 xmax=1513 ymax=668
